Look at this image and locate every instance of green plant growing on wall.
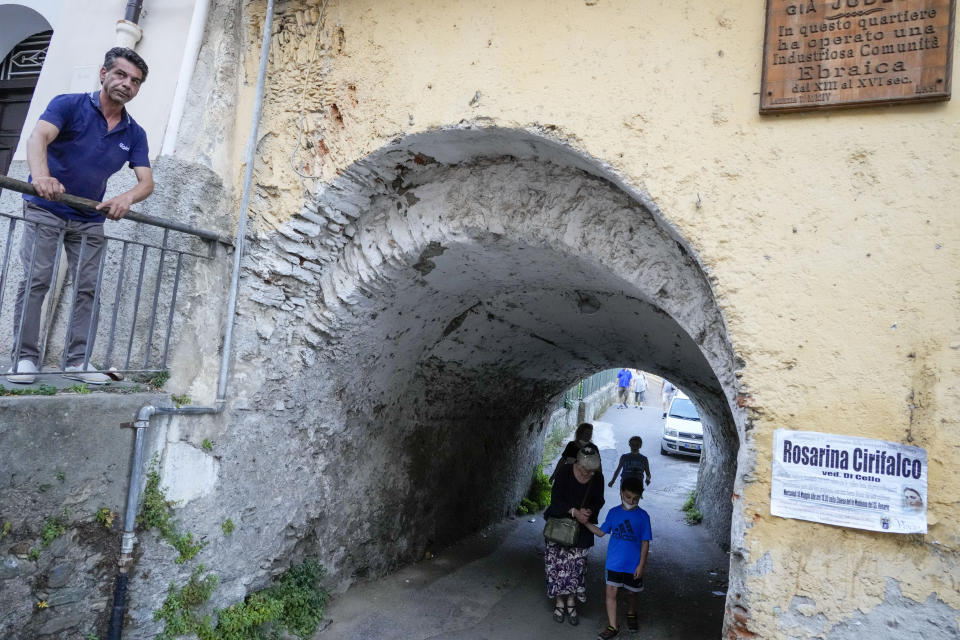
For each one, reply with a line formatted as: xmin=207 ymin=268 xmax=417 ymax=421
xmin=28 ymin=548 xmax=40 ymax=561
xmin=202 ymin=438 xmax=214 ymax=452
xmin=56 ymin=470 xmax=66 ymax=483
xmin=155 ymin=564 xmax=218 ymax=640
xmin=172 ymin=393 xmax=192 ymax=408
xmin=1 ymin=521 xmax=11 ymax=539
xmin=682 ymin=491 xmax=703 ymax=525
xmin=517 ymin=465 xmax=552 ymax=515
xmin=149 ymin=370 xmax=171 ymax=390
xmin=222 ymin=518 xmax=235 ymax=536
xmin=41 ymin=508 xmax=68 ymax=547
xmin=96 ymin=507 xmax=116 ymax=530
xmin=216 ymin=559 xmax=328 ymax=639
xmin=65 ymin=383 xmax=91 ymax=394
xmin=0 ymin=383 xmax=57 ymax=396
xmin=138 ymin=459 xmax=206 ymax=563
xmin=155 ymin=560 xmax=328 ymax=640
xmin=542 ymin=419 xmax=573 ymax=468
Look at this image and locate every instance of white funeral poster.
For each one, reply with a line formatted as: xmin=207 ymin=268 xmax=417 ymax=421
xmin=771 ymin=429 xmax=927 ymax=534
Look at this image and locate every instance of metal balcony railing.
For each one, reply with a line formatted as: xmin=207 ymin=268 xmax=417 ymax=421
xmin=0 ymin=175 xmax=231 ymax=383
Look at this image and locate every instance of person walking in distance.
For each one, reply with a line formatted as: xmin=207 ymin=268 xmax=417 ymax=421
xmin=632 ymin=371 xmax=646 ymax=409
xmin=616 ymin=368 xmax=632 ymax=409
xmin=7 ymin=48 xmax=154 ymax=385
xmin=608 ymin=436 xmax=652 ymax=496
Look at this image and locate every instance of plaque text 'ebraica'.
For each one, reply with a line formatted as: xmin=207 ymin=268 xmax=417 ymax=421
xmin=761 ymin=0 xmax=955 ymax=112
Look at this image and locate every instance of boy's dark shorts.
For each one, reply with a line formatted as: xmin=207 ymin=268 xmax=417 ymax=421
xmin=606 ymin=569 xmax=645 ymax=593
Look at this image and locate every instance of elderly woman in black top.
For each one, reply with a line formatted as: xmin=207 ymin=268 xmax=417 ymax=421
xmin=543 ymin=444 xmax=605 ymax=626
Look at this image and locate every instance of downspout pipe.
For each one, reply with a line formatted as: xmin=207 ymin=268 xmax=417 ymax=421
xmin=116 ymin=1 xmax=144 ymax=48
xmin=124 ymin=1 xmax=144 ymax=24
xmin=108 ymin=405 xmax=218 ymax=640
xmin=108 ymin=2 xmax=275 ymax=637
xmin=216 ymin=0 xmax=275 ymax=410
xmin=161 ymin=0 xmax=211 ymax=156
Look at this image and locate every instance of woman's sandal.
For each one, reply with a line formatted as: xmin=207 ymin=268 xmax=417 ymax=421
xmin=553 ymin=605 xmax=565 ymax=623
xmin=566 ymin=604 xmax=579 ymax=626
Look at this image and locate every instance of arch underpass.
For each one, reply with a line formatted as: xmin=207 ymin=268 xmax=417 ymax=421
xmin=240 ymin=127 xmax=745 ymax=590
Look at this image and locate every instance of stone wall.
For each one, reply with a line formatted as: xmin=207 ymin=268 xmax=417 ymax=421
xmin=0 ymin=394 xmax=170 ymax=639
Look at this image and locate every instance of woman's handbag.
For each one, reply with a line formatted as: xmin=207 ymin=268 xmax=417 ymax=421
xmin=543 ymin=475 xmax=593 ymax=546
xmin=543 ymin=516 xmax=580 ymax=546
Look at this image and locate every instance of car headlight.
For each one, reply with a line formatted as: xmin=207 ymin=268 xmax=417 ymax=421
xmin=665 ymin=429 xmax=678 ymax=438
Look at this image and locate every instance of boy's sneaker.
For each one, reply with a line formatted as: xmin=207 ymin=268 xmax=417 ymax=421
xmin=63 ymin=363 xmax=111 ymax=385
xmin=626 ymin=613 xmax=639 ymax=632
xmin=6 ymin=359 xmax=37 ymax=384
xmin=598 ymin=626 xmax=620 ymax=639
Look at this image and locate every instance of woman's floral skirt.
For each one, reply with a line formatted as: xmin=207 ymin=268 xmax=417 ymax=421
xmin=544 ymin=540 xmax=589 ymax=601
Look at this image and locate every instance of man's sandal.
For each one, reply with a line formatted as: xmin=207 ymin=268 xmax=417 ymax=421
xmin=553 ymin=605 xmax=565 ymax=623
xmin=566 ymin=604 xmax=579 ymax=626
xmin=626 ymin=613 xmax=639 ymax=632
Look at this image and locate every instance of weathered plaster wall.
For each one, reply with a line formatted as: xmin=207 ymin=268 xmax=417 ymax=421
xmin=12 ymin=0 xmax=942 ymax=637
xmin=219 ymin=0 xmax=959 ymax=638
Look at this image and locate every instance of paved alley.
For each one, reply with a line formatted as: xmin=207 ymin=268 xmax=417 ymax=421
xmin=315 ymin=399 xmax=729 ymax=639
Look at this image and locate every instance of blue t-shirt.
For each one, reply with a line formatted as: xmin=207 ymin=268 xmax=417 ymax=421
xmin=617 ymin=369 xmax=632 ymax=388
xmin=25 ymin=92 xmax=150 ymax=222
xmin=600 ymin=505 xmax=652 ymax=573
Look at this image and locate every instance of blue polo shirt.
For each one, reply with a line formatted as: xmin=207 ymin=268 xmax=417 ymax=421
xmin=25 ymin=92 xmax=150 ymax=223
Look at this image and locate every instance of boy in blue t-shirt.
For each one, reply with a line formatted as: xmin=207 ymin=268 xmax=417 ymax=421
xmin=584 ymin=477 xmax=652 ymax=639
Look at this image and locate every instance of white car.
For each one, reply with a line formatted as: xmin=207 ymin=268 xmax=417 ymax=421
xmin=661 ymin=392 xmax=703 ymax=458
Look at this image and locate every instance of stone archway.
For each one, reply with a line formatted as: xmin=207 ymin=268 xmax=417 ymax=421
xmin=238 ymin=126 xmax=746 ymax=610
xmin=247 ymin=129 xmax=744 ymax=560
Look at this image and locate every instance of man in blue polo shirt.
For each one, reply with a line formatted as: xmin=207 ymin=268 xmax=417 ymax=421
xmin=7 ymin=47 xmax=154 ymax=385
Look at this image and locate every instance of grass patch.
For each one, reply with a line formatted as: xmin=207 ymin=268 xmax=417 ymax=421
xmin=64 ymin=383 xmax=91 ymax=394
xmin=682 ymin=491 xmax=703 ymax=525
xmin=155 ymin=560 xmax=328 ymax=640
xmin=138 ymin=458 xmax=206 ymax=563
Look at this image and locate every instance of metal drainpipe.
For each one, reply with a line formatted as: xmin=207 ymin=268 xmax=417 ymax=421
xmin=107 ymin=2 xmax=276 ymax=637
xmin=124 ymin=1 xmax=144 ymax=23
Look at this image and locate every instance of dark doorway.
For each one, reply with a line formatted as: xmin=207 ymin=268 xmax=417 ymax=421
xmin=0 ymin=30 xmax=51 ymax=179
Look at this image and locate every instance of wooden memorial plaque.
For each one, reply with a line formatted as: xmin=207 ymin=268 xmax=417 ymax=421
xmin=760 ymin=0 xmax=956 ymax=113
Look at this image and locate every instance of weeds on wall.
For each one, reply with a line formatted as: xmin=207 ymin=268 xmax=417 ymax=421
xmin=148 ymin=370 xmax=171 ymax=390
xmin=516 ymin=465 xmax=552 ymax=515
xmin=0 ymin=383 xmax=57 ymax=396
xmin=682 ymin=491 xmax=703 ymax=525
xmin=155 ymin=565 xmax=219 ymax=639
xmin=41 ymin=508 xmax=69 ymax=546
xmin=155 ymin=560 xmax=328 ymax=640
xmin=138 ymin=458 xmax=206 ymax=563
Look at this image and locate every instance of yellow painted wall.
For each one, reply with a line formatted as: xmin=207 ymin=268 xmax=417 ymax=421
xmin=243 ymin=0 xmax=959 ymax=635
